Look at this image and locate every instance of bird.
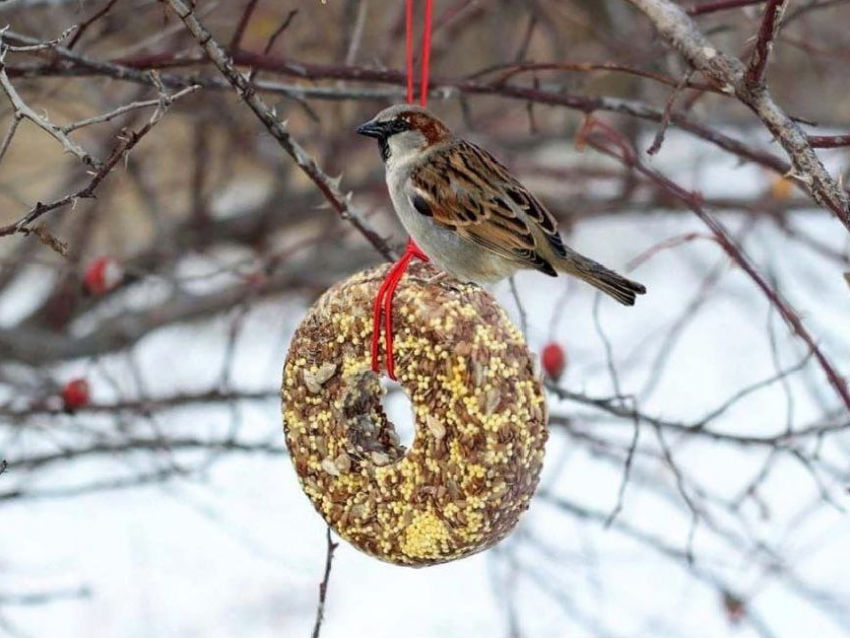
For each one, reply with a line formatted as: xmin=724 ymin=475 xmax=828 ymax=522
xmin=356 ymin=104 xmax=646 ymax=305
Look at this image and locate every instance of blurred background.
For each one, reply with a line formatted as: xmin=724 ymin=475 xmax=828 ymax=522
xmin=1 ymin=0 xmax=849 ymax=636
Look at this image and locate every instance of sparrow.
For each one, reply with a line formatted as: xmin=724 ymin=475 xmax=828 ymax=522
xmin=356 ymin=105 xmax=646 ymax=305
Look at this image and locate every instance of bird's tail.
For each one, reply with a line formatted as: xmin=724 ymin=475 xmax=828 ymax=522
xmin=555 ymin=251 xmax=646 ymax=306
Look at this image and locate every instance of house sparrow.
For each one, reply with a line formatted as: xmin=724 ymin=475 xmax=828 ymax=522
xmin=357 ymin=105 xmax=646 ymax=305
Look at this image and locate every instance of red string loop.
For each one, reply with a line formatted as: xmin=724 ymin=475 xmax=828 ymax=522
xmin=405 ymin=0 xmax=415 ymax=104
xmin=419 ymin=0 xmax=433 ymax=106
xmin=370 ymin=0 xmax=435 ymax=380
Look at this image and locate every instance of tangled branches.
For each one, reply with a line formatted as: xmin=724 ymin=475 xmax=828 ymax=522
xmin=1 ymin=1 xmax=848 ymax=636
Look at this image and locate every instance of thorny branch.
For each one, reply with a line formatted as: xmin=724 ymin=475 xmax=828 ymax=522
xmin=624 ymin=0 xmax=850 ymax=230
xmin=0 ymin=58 xmax=101 ymax=170
xmin=163 ymin=0 xmax=395 ymax=261
xmin=0 ymin=73 xmax=196 ymax=241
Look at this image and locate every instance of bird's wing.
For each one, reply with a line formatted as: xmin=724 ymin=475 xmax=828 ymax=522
xmin=408 ymin=140 xmax=566 ymax=276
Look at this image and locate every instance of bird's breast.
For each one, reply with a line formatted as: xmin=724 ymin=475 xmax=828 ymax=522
xmin=385 ymin=171 xmax=516 ymax=285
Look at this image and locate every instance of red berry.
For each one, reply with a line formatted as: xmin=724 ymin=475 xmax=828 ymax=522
xmin=61 ymin=378 xmax=90 ymax=411
xmin=722 ymin=591 xmax=746 ymax=625
xmin=84 ymin=257 xmax=124 ymax=295
xmin=542 ymin=342 xmax=567 ymax=380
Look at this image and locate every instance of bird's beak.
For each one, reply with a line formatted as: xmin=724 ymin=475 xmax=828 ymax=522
xmin=356 ymin=120 xmax=387 ymax=139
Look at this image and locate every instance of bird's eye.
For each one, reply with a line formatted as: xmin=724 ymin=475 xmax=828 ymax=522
xmin=392 ymin=118 xmax=410 ymax=133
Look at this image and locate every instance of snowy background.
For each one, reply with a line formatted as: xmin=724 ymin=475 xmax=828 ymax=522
xmin=4 ymin=132 xmax=849 ymax=637
xmin=1 ymin=0 xmax=850 ymax=636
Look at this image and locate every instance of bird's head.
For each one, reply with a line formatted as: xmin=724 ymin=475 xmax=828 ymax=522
xmin=356 ymin=105 xmax=451 ymax=164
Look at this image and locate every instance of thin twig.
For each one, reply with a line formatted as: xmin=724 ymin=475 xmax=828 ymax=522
xmin=67 ymin=0 xmax=122 ymax=49
xmin=0 ymin=587 xmax=90 ymax=606
xmin=0 ymin=24 xmax=77 ymax=52
xmin=311 ymin=527 xmax=338 ymax=638
xmin=647 ymin=69 xmax=693 ymax=155
xmin=744 ymin=0 xmax=789 ymax=90
xmin=61 ymin=84 xmax=198 ymax=133
xmin=508 ymin=275 xmax=528 ymax=338
xmin=247 ymin=9 xmax=298 ymax=84
xmin=0 ymin=113 xmax=21 ymax=167
xmin=605 ymin=405 xmax=640 ymax=526
xmin=229 ymin=0 xmax=261 ymax=51
xmin=808 ymin=134 xmax=850 ymax=148
xmin=687 ymin=0 xmax=766 ymax=15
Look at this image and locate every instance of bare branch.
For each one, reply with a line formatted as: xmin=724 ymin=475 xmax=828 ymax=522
xmin=163 ymin=0 xmax=394 ymax=260
xmin=0 ymin=113 xmax=20 ymax=167
xmin=808 ymin=134 xmax=850 ymax=148
xmin=229 ymin=0 xmax=261 ymax=51
xmin=686 ymin=0 xmax=766 ymax=16
xmin=647 ymin=68 xmax=693 ymax=155
xmin=0 ymin=59 xmax=101 ymax=169
xmin=580 ymin=117 xmax=850 ymax=412
xmin=0 ymin=76 xmax=195 ymax=238
xmin=311 ymin=527 xmax=338 ymax=638
xmin=61 ymin=84 xmax=199 ymax=133
xmin=67 ymin=0 xmax=121 ymax=50
xmin=0 ymin=24 xmax=77 ymax=52
xmin=744 ymin=0 xmax=789 ymax=90
xmin=623 ymin=0 xmax=850 ymax=231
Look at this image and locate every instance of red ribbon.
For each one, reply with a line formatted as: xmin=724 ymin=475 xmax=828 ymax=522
xmin=370 ymin=0 xmax=434 ymax=380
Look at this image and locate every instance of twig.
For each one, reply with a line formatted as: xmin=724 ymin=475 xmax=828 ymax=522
xmin=508 ymin=276 xmax=528 ymax=337
xmin=67 ymin=0 xmax=122 ymax=49
xmin=605 ymin=406 xmax=640 ymax=526
xmin=311 ymin=527 xmax=338 ymax=638
xmin=247 ymin=9 xmax=300 ymax=84
xmin=261 ymin=9 xmax=299 ymax=55
xmin=0 ymin=24 xmax=77 ymax=52
xmin=229 ymin=0 xmax=261 ymax=51
xmin=653 ymin=424 xmax=701 ymax=563
xmin=344 ymin=0 xmax=369 ymax=66
xmin=784 ymin=0 xmax=850 ymax=25
xmin=744 ymin=0 xmax=789 ymax=91
xmin=478 ymin=61 xmax=717 ymax=94
xmin=808 ymin=134 xmax=850 ymax=148
xmin=0 ymin=587 xmax=90 ymax=606
xmin=0 ymin=389 xmax=278 ymax=419
xmin=8 ymin=437 xmax=285 ymax=473
xmin=163 ymin=0 xmax=394 ymax=260
xmin=647 ymin=69 xmax=693 ymax=155
xmin=23 ymin=224 xmax=68 ymax=256
xmin=61 ymin=84 xmax=198 ymax=132
xmin=686 ymin=0 xmax=766 ymax=15
xmin=0 ymin=113 xmax=20 ymax=167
